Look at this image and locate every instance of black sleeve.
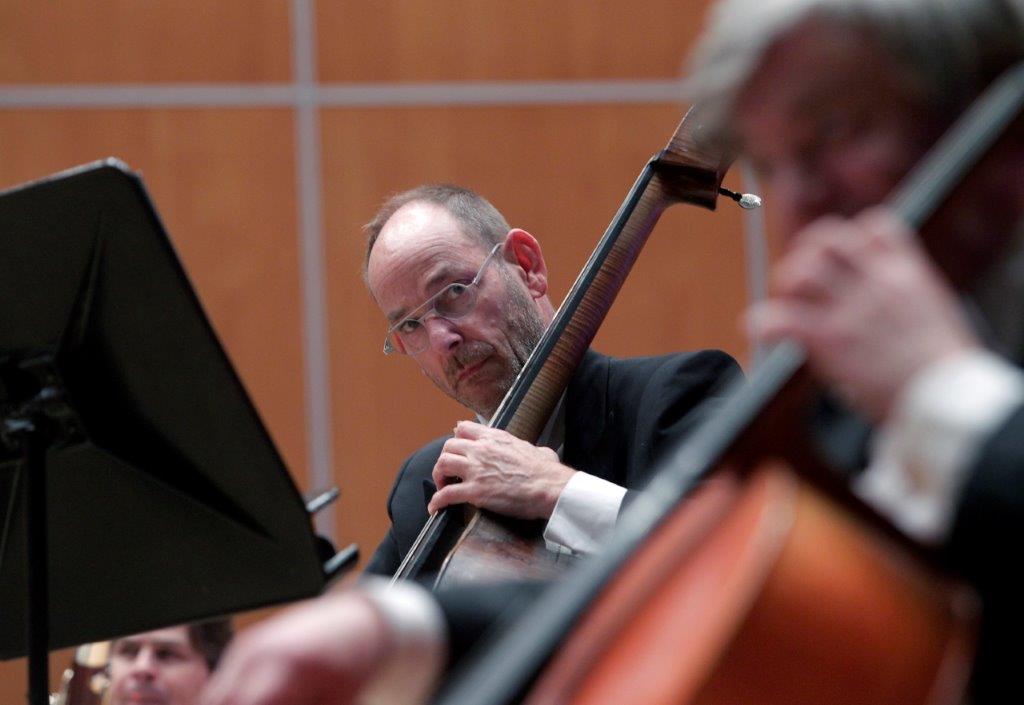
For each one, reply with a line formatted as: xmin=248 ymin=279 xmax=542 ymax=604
xmin=364 ymin=526 xmax=401 ymax=576
xmin=363 ymin=452 xmax=419 ymax=577
xmin=363 ymin=438 xmax=446 ymax=577
xmin=644 ymin=350 xmax=743 ymax=469
xmin=945 ymin=403 xmax=1024 ymax=583
xmin=618 ymin=352 xmax=740 ymax=513
xmin=940 ymin=402 xmax=1024 ymax=704
xmin=433 ymin=581 xmax=550 ymax=669
xmin=618 ymin=350 xmax=742 ymax=502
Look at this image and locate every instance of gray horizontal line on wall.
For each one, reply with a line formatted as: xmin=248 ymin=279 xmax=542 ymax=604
xmin=0 ymin=84 xmax=297 ymax=107
xmin=0 ymin=79 xmax=689 ymax=108
xmin=316 ymin=79 xmax=688 ymax=106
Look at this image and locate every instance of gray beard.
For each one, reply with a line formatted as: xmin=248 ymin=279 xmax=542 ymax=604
xmin=465 ymin=274 xmax=547 ymax=419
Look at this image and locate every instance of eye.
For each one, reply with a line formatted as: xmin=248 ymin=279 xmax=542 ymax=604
xmin=445 ymin=282 xmax=469 ymax=299
xmin=113 ymin=643 xmax=139 ymax=659
xmin=396 ymin=319 xmax=421 ymax=334
xmin=156 ymin=647 xmax=184 ymax=662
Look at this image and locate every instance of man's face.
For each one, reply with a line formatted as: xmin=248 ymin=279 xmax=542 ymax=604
xmin=367 ymin=202 xmax=547 ymax=418
xmin=733 ymin=22 xmax=942 ymax=238
xmin=109 ymin=627 xmax=210 ymax=705
xmin=731 ymin=19 xmax=1023 ymax=290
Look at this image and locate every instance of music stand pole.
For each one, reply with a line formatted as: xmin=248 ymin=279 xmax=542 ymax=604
xmin=4 ymin=394 xmax=61 ymax=705
xmin=24 ymin=421 xmax=49 ymax=705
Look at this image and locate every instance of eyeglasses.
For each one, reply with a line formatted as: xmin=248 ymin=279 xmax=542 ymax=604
xmin=383 ymin=243 xmax=503 ymax=355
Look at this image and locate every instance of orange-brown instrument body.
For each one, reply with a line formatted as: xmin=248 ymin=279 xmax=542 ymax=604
xmin=526 ymin=465 xmax=974 ymax=705
xmin=517 ymin=361 xmax=977 ymax=705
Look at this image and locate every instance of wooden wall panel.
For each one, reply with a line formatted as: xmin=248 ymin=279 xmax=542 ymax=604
xmin=0 ymin=108 xmax=308 ymax=485
xmin=0 ymin=1 xmax=291 ymax=83
xmin=318 ymin=0 xmax=714 ymax=81
xmin=320 ymin=103 xmax=749 ymax=563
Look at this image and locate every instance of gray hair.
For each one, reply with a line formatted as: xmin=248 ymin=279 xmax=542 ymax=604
xmin=362 ymin=184 xmax=511 ymax=277
xmin=687 ymin=0 xmax=1024 ymax=146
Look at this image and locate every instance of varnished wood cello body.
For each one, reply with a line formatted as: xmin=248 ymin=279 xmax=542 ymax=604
xmin=432 ymin=54 xmax=1024 ymax=705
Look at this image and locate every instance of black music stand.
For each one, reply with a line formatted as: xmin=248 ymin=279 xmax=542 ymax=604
xmin=0 ymin=161 xmax=337 ymax=705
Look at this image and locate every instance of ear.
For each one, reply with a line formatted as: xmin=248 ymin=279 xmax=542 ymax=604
xmin=504 ymin=228 xmax=549 ymax=299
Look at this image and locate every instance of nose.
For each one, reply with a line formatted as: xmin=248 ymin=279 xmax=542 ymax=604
xmin=128 ymin=647 xmax=158 ymax=680
xmin=423 ymin=315 xmax=462 ymax=354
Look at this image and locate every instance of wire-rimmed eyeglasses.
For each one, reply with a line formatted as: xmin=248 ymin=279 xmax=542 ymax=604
xmin=383 ymin=243 xmax=503 ymax=355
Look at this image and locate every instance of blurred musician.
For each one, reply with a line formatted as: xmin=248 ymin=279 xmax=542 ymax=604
xmin=690 ymin=0 xmax=1024 ymax=700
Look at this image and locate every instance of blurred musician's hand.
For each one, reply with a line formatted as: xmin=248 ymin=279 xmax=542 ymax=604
xmin=748 ymin=208 xmax=979 ymax=421
xmin=199 ymin=591 xmax=394 ymax=705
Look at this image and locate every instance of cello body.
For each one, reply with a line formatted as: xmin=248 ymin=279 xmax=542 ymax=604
xmin=524 ymin=465 xmax=975 ymax=705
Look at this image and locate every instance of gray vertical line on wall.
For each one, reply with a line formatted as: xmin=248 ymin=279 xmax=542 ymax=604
xmin=740 ymin=161 xmax=769 ymax=370
xmin=291 ymin=0 xmax=336 ymax=538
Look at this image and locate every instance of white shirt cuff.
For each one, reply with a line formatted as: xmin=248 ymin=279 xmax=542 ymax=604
xmin=543 ymin=471 xmax=626 ymax=555
xmin=359 ymin=579 xmax=447 ymax=705
xmin=854 ymin=349 xmax=1024 ymax=545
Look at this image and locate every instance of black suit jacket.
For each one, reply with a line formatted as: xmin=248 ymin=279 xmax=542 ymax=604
xmin=365 ymin=348 xmax=741 ymax=575
xmin=940 ymin=403 xmax=1024 ymax=703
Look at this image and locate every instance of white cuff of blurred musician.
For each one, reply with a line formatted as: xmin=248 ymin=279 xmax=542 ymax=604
xmin=359 ymin=579 xmax=447 ymax=705
xmin=856 ymin=349 xmax=1024 ymax=544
